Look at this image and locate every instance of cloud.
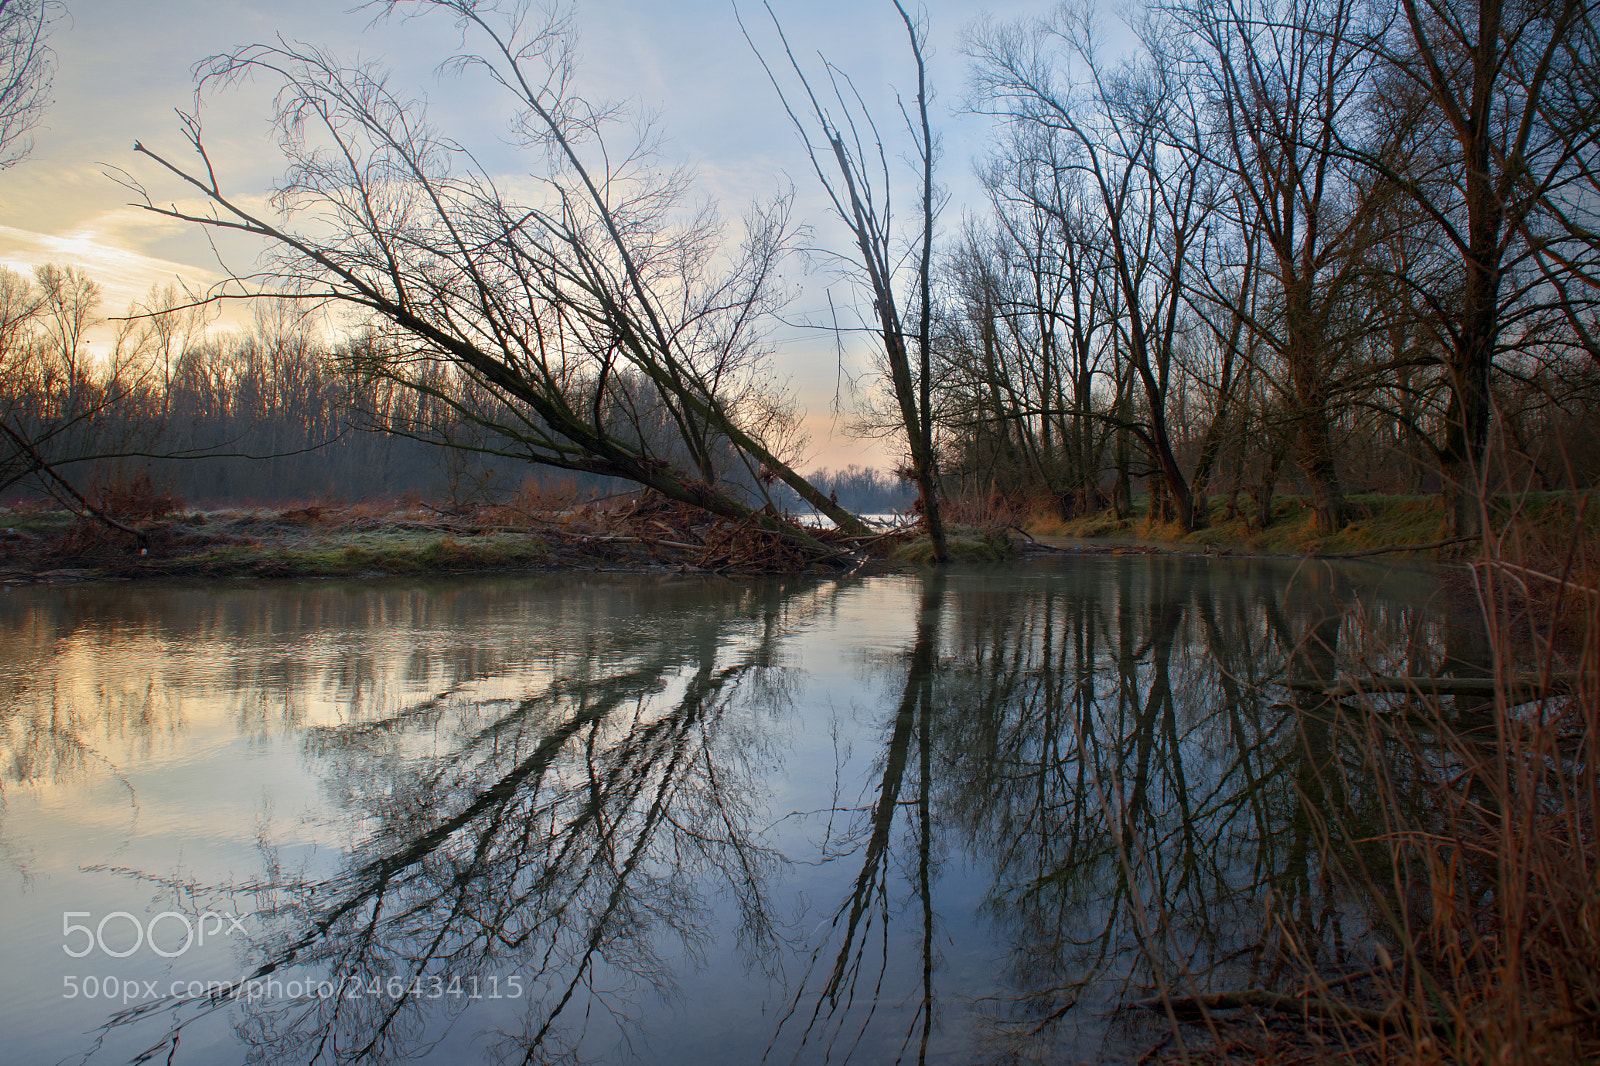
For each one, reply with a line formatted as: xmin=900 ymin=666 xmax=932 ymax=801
xmin=0 ymin=209 xmax=246 ymax=358
xmin=0 ymin=209 xmax=219 ymax=305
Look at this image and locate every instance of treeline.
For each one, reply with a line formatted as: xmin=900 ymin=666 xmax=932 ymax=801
xmin=937 ymin=0 xmax=1600 ymax=532
xmin=781 ymin=466 xmax=917 ymax=516
xmin=0 ymin=269 xmax=526 ymax=506
xmin=7 ymin=0 xmax=1599 ymax=536
xmin=0 ymin=266 xmax=912 ymax=513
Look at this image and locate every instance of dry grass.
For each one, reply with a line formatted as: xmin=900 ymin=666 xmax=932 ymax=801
xmin=1022 ymin=493 xmax=1594 ymax=559
xmin=940 ymin=489 xmax=1041 ymax=532
xmin=500 ymin=473 xmax=588 ymax=520
xmin=90 ymin=467 xmax=183 ymax=521
xmin=1329 ymin=632 xmax=1600 ymax=1064
xmin=1138 ymin=501 xmax=1599 ymax=1065
xmin=1359 ymin=524 xmax=1600 ymax=1065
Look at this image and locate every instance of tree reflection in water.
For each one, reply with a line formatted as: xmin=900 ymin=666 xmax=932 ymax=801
xmin=931 ymin=558 xmax=1468 ymax=1060
xmin=2 ymin=560 xmax=1476 ymax=1064
xmin=768 ymin=574 xmax=947 ymax=1065
xmin=0 ymin=578 xmax=827 ymax=1064
xmin=220 ymin=579 xmax=819 ymax=1065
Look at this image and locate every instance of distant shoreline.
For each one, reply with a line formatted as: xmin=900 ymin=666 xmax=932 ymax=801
xmin=8 ymin=490 xmax=1585 ymax=585
xmin=0 ymin=501 xmax=915 ymax=584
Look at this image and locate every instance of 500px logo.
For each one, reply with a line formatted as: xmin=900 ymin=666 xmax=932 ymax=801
xmin=63 ymin=911 xmax=248 ymax=958
xmin=63 ymin=976 xmax=235 ymax=1003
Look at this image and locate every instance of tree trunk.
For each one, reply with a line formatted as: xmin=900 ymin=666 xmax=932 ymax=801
xmin=1295 ymin=401 xmax=1345 ymax=534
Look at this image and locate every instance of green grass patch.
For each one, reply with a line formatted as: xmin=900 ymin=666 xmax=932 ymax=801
xmin=169 ymin=534 xmax=548 ymax=577
xmin=1485 ymin=489 xmax=1600 ymax=532
xmin=893 ymin=531 xmax=1019 ymax=564
xmin=1028 ymin=512 xmax=1138 ymax=538
xmin=1182 ymin=494 xmax=1452 ymax=555
xmin=1 ymin=508 xmax=76 ymax=537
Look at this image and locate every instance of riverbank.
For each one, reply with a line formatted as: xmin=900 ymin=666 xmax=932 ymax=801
xmin=6 ymin=490 xmax=1591 ymax=585
xmin=1025 ymin=489 xmax=1598 ymax=562
xmin=5 ymin=482 xmax=1150 ymax=582
xmin=0 ymin=495 xmax=1059 ymax=583
xmin=0 ymin=497 xmax=866 ymax=582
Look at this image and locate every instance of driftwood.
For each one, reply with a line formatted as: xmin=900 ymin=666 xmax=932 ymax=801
xmin=1282 ymin=675 xmax=1574 ymax=701
xmin=1130 ymin=989 xmax=1446 ymax=1032
xmin=1319 ymin=536 xmax=1474 ymax=558
xmin=376 ymin=495 xmax=916 ymax=572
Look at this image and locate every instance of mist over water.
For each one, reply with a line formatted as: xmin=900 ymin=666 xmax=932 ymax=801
xmin=0 ymin=558 xmax=1473 ymax=1064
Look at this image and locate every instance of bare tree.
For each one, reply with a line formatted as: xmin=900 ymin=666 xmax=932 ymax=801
xmin=965 ymin=121 xmax=1116 ymax=516
xmin=1356 ymin=0 xmax=1600 ymax=534
xmin=739 ymin=0 xmax=951 ymax=561
xmin=1159 ymin=0 xmax=1385 ymax=533
xmin=0 ymin=0 xmax=61 ymax=167
xmin=124 ymin=0 xmax=868 ymax=552
xmin=968 ymin=6 xmax=1212 ymax=531
xmin=936 ymin=224 xmax=1050 ymax=498
xmin=0 ymin=264 xmax=163 ymax=540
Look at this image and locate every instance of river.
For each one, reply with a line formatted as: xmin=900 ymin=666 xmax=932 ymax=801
xmin=0 ymin=555 xmax=1478 ymax=1064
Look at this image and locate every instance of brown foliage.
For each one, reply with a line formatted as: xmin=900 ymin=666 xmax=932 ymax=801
xmin=940 ymin=489 xmax=1036 ymax=532
xmin=91 ymin=468 xmax=180 ymax=521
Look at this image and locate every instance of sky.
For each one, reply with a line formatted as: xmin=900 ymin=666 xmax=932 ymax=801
xmin=0 ymin=0 xmax=1056 ymax=471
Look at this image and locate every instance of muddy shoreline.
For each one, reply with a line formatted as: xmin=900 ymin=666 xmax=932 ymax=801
xmin=2 ymin=500 xmax=1049 ymax=584
xmin=2 ymin=499 xmax=1463 ymax=587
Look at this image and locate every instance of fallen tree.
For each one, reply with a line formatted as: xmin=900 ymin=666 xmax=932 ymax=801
xmin=120 ymin=0 xmax=870 ymax=561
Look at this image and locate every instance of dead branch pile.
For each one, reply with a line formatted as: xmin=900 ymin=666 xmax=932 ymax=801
xmin=500 ymin=493 xmax=911 ymax=573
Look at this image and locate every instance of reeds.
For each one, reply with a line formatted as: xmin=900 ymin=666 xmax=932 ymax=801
xmin=940 ymin=488 xmax=1039 ymax=533
xmin=1342 ymin=521 xmax=1600 ymax=1064
xmin=1266 ymin=525 xmax=1594 ymax=1063
xmin=1135 ymin=502 xmax=1598 ymax=1065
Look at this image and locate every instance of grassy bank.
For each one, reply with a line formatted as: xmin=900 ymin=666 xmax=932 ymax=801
xmin=1 ymin=505 xmax=559 ymax=581
xmin=0 ymin=496 xmax=922 ymax=582
xmin=1026 ymin=490 xmax=1599 ymax=560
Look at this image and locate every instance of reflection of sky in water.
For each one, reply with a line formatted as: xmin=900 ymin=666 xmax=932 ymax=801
xmin=0 ymin=560 xmax=1457 ymax=1064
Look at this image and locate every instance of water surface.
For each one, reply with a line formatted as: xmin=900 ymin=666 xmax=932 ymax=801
xmin=0 ymin=556 xmax=1476 ymax=1064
